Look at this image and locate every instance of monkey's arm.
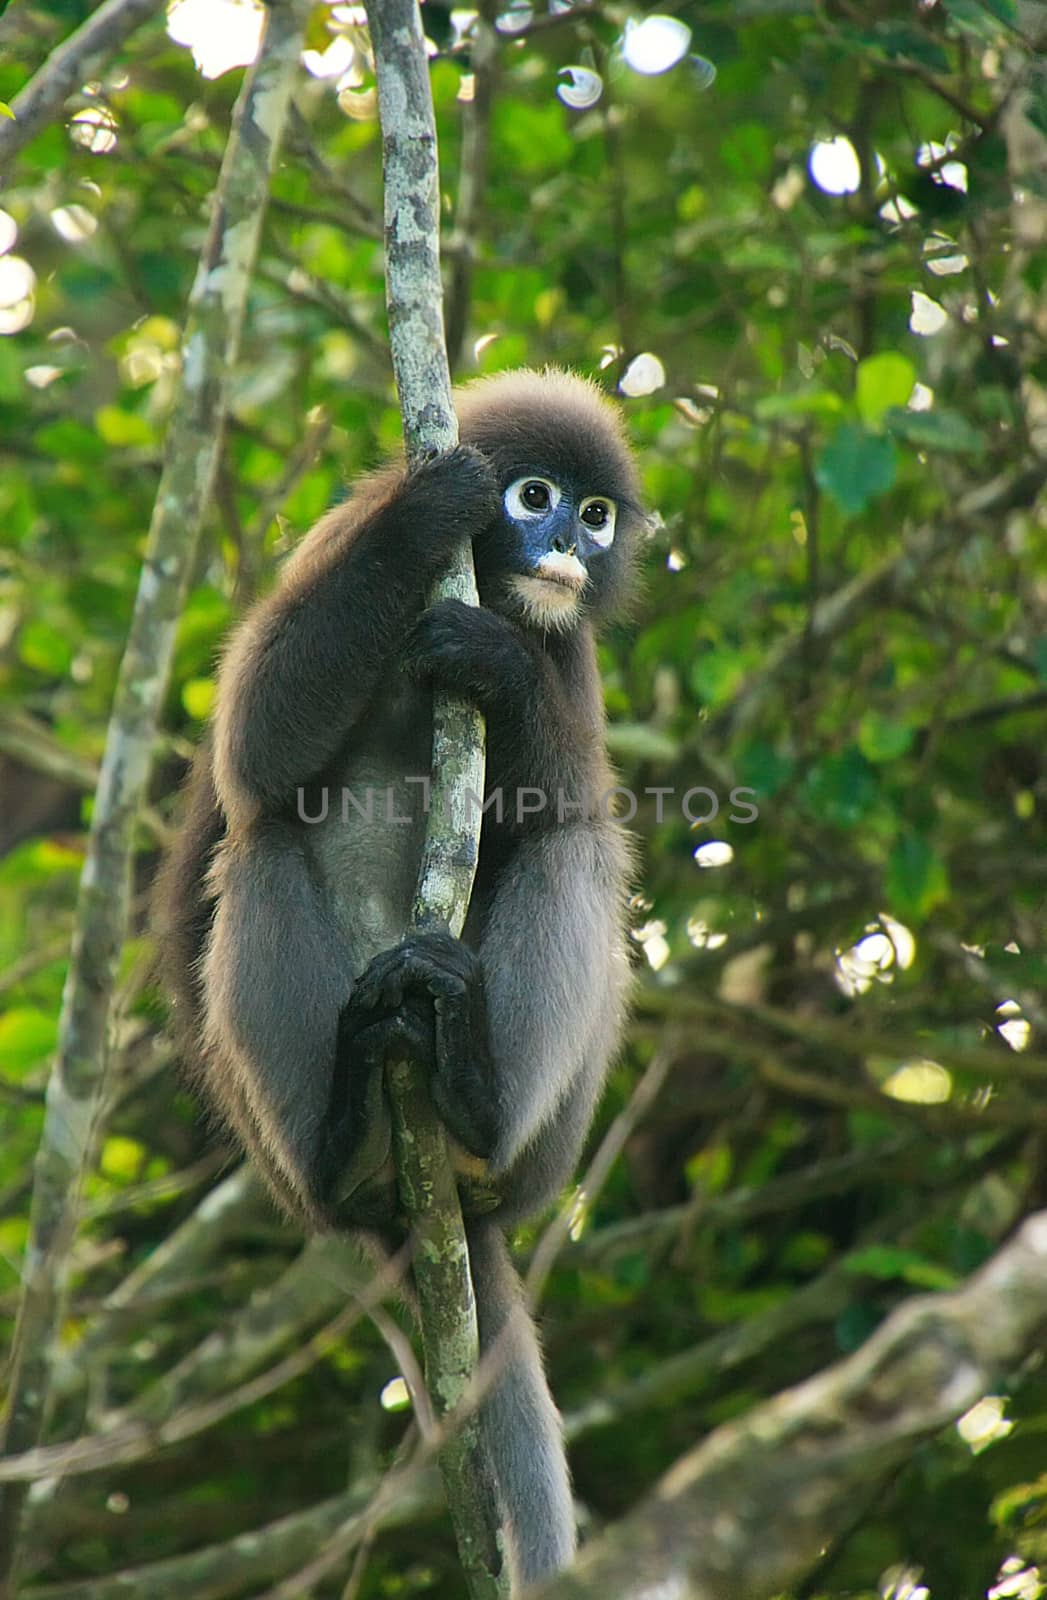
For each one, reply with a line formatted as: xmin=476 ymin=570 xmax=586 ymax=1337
xmin=406 ymin=598 xmax=604 ymax=810
xmin=391 ymin=604 xmax=629 ymax=1175
xmin=213 ymin=448 xmax=497 ymax=826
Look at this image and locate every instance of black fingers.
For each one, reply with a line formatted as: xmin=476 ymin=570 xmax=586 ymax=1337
xmin=404 ymin=598 xmax=534 ymax=710
xmin=431 ymin=974 xmax=498 ymax=1159
xmin=315 ymin=1012 xmax=406 ymax=1214
xmin=402 ymin=443 xmax=500 ymax=531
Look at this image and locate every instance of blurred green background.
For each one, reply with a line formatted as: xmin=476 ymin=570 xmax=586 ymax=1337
xmin=1 ymin=0 xmax=1046 ymax=1594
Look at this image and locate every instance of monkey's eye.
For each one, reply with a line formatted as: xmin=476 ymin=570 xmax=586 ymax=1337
xmin=579 ymin=498 xmax=617 ymax=548
xmin=505 ymin=476 xmax=560 ymax=520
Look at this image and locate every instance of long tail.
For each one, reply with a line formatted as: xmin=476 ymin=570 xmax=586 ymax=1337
xmin=465 ymin=1218 xmax=576 ymax=1590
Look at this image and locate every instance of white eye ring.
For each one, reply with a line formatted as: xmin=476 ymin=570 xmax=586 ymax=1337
xmin=579 ymin=496 xmax=617 ymax=548
xmin=504 ymin=476 xmax=561 ymax=519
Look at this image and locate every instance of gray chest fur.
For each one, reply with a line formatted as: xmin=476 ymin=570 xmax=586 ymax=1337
xmin=306 ymin=677 xmax=433 ymax=971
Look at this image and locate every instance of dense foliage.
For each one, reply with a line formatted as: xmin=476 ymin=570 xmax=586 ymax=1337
xmin=1 ymin=0 xmax=1045 ymax=1594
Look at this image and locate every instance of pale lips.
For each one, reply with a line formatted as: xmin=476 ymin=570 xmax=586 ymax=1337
xmin=532 ymin=551 xmax=587 ymax=591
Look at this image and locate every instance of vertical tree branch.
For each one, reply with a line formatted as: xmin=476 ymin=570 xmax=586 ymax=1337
xmin=365 ymin=1 xmax=507 ymax=1593
xmin=0 ymin=6 xmax=307 ymax=1590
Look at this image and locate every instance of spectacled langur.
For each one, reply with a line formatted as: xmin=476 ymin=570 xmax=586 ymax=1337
xmin=154 ymin=369 xmax=642 ymax=1588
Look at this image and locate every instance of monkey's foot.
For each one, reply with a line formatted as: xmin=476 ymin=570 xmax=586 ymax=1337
xmin=349 ymin=930 xmax=473 ymax=1012
xmin=342 ymin=933 xmax=496 ymax=1158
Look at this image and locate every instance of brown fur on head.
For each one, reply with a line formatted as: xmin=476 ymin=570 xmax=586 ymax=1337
xmin=455 ymin=367 xmax=644 ymax=625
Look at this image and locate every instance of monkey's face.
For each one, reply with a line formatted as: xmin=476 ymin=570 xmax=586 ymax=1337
xmin=455 ymin=367 xmax=643 ymax=632
xmin=482 ymin=470 xmax=617 ymax=633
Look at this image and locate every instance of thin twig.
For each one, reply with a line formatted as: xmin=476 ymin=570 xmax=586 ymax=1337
xmin=527 ymin=1047 xmax=674 ymax=1305
xmin=446 ymin=13 xmax=497 ymax=372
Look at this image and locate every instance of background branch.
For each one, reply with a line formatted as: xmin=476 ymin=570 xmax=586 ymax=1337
xmin=0 ymin=0 xmax=161 ymax=167
xmin=0 ymin=5 xmax=307 ymax=1588
xmin=536 ymin=1210 xmax=1047 ymax=1599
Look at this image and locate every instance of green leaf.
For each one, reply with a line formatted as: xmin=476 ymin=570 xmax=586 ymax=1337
xmin=33 ymin=419 xmax=106 ymax=464
xmin=720 ymin=121 xmax=774 ymax=182
xmin=304 ymin=6 xmax=334 ymax=50
xmin=0 ymin=1007 xmax=58 ymax=1072
xmin=945 ymin=0 xmax=1017 ymax=39
xmin=780 ymin=1231 xmax=831 ymax=1271
xmin=886 ymin=832 xmax=950 ymax=920
xmin=801 ymin=747 xmax=880 ymax=828
xmin=0 ymin=838 xmax=82 ymax=889
xmin=690 ymin=648 xmax=748 ymax=708
xmin=182 ymin=677 xmax=216 ymax=721
xmin=885 ymin=406 xmax=984 ymax=454
xmin=685 ymin=1142 xmax=732 ymax=1195
xmin=755 ymin=388 xmax=844 ymax=421
xmin=855 ymin=353 xmax=916 ymax=425
xmin=174 ymin=588 xmax=234 ymax=680
xmin=0 ymin=340 xmax=23 ymax=401
xmin=18 ymin=620 xmax=74 ymax=676
xmin=737 ymin=738 xmax=796 ymax=798
xmin=857 ymin=711 xmax=914 ymax=763
xmin=95 ymin=405 xmax=157 ymax=448
xmin=604 ymin=723 xmax=679 ymax=764
xmin=845 ymin=1244 xmax=957 ymax=1290
xmin=611 ymin=1254 xmax=651 ymax=1292
xmin=815 ymin=425 xmax=897 ymax=515
xmin=99 ymin=1136 xmax=147 ymax=1181
xmin=866 ymin=22 xmax=951 ymax=69
xmin=971 ymin=0 xmax=1018 ymax=21
xmin=0 ymin=102 xmax=12 ymax=121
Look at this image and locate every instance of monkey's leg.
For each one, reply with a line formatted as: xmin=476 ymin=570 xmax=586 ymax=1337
xmin=200 ymin=821 xmax=387 ymax=1223
xmin=341 ymin=943 xmax=577 ymax=1586
xmin=478 ymin=822 xmax=632 ymax=1185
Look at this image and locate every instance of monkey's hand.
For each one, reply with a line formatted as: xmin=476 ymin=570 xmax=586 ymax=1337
xmin=400 ymin=445 xmax=500 ymax=537
xmin=338 ymin=931 xmax=497 ymax=1161
xmin=405 ymin=598 xmax=534 ymax=713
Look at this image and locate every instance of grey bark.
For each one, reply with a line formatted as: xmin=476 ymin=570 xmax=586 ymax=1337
xmin=533 ymin=1208 xmax=1047 ymax=1600
xmin=365 ymin=1 xmax=508 ymax=1593
xmin=0 ymin=6 xmax=307 ymax=1591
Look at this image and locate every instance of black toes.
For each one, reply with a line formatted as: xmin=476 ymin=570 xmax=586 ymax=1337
xmin=350 ymin=932 xmax=477 ymax=1015
xmin=335 ymin=933 xmax=495 ymax=1165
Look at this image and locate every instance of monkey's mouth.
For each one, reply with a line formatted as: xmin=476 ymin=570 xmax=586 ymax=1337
xmin=508 ymin=570 xmax=585 ymax=633
xmin=531 ymin=552 xmax=587 ymax=592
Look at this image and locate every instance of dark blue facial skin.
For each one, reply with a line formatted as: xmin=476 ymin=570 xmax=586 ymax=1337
xmin=498 ymin=471 xmax=614 ymax=575
xmin=509 ymin=494 xmax=576 ymax=567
